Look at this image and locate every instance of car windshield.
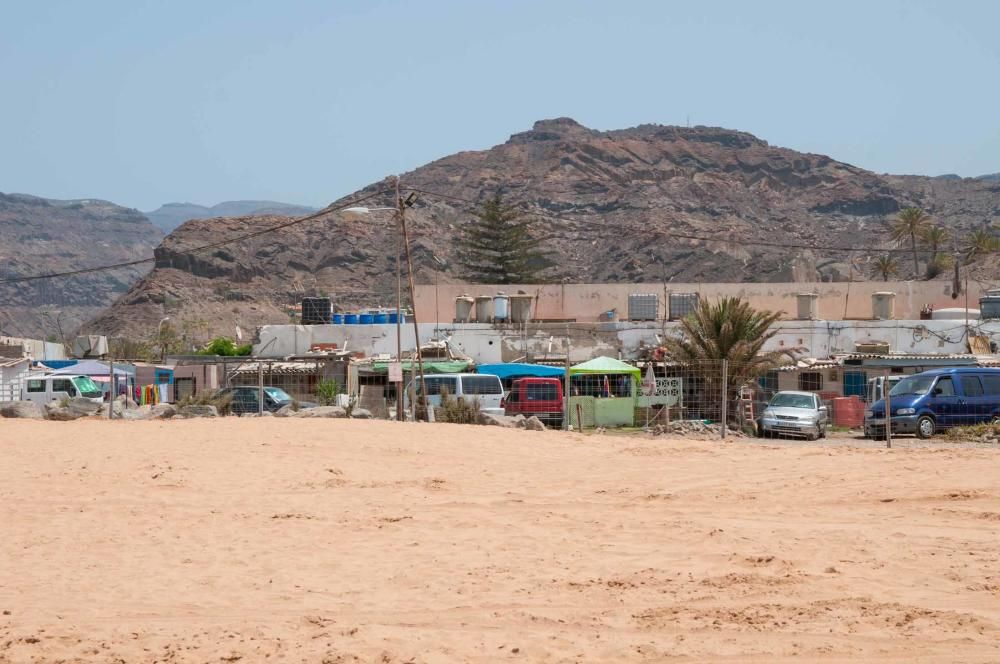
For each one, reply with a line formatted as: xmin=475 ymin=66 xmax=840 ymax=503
xmin=264 ymin=387 xmax=292 ymax=402
xmin=72 ymin=376 xmax=103 ymax=398
xmin=769 ymin=393 xmax=815 ymax=409
xmin=889 ymin=376 xmax=935 ymax=396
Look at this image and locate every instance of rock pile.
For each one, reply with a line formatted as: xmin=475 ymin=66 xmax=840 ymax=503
xmin=652 ymin=420 xmax=746 ymax=439
xmin=476 ymin=412 xmax=547 ymax=431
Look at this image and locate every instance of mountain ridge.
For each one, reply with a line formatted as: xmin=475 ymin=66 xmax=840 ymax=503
xmin=144 ymin=200 xmax=318 ymax=233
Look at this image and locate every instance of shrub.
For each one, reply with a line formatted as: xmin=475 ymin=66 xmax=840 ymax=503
xmin=315 ymin=379 xmax=342 ymax=406
xmin=945 ymin=422 xmax=999 ymax=442
xmin=179 ymin=390 xmax=234 ymax=416
xmin=435 ymin=387 xmax=479 ymax=424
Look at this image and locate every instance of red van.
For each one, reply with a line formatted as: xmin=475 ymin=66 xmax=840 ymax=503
xmin=502 ymin=377 xmax=564 ymax=427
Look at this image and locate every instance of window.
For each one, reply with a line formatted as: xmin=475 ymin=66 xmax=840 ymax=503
xmin=933 ymin=376 xmax=955 ymax=396
xmin=419 ymin=376 xmax=457 ymax=396
xmin=26 ymin=379 xmax=45 ymax=393
xmin=798 ymin=372 xmax=822 ymax=391
xmin=961 ymin=375 xmax=984 ymax=397
xmin=759 ymin=370 xmax=778 ymax=393
xmin=983 ymin=374 xmax=1000 ymax=396
xmin=52 ymin=379 xmax=76 ymax=394
xmin=526 ymin=383 xmax=558 ymax=401
xmin=461 ymin=376 xmax=502 ymax=395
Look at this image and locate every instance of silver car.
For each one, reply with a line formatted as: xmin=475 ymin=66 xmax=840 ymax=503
xmin=757 ymin=391 xmax=829 ymax=440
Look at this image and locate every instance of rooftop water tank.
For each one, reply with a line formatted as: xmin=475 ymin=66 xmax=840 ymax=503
xmin=455 ymin=295 xmax=474 ymax=323
xmin=668 ymin=293 xmax=700 ymax=321
xmin=872 ymin=292 xmax=895 ymax=320
xmin=796 ymin=293 xmax=819 ymax=320
xmin=628 ymin=293 xmax=658 ymax=321
xmin=981 ymin=289 xmax=1000 ymax=320
xmin=931 ymin=307 xmax=981 ymax=320
xmin=493 ymin=292 xmax=509 ymax=322
xmin=508 ymin=294 xmax=533 ymax=323
xmin=475 ymin=295 xmax=494 ymax=323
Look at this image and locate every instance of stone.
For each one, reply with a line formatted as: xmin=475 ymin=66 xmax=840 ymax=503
xmin=0 ymin=400 xmax=44 ymax=419
xmin=524 ymin=416 xmax=546 ymax=431
xmin=66 ymin=397 xmax=103 ymax=417
xmin=43 ymin=402 xmax=86 ymax=421
xmin=121 ymin=405 xmax=153 ymax=421
xmin=150 ymin=404 xmax=177 ymax=419
xmin=350 ymin=408 xmax=372 ymax=419
xmin=292 ymin=406 xmax=347 ymax=418
xmin=477 ymin=412 xmax=521 ymax=428
xmin=178 ymin=404 xmax=219 ymax=418
xmin=274 ymin=404 xmax=296 ymax=417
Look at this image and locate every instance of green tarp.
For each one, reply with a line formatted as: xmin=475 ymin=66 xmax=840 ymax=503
xmin=368 ymin=359 xmax=472 ymax=375
xmin=568 ymin=356 xmax=641 ymax=379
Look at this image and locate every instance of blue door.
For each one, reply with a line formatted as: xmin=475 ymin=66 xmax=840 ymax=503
xmin=844 ymin=371 xmax=866 ymax=398
xmin=927 ymin=376 xmax=958 ymax=428
xmin=958 ymin=374 xmax=988 ymax=426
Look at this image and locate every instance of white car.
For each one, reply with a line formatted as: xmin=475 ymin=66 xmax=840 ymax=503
xmin=757 ymin=391 xmax=829 ymax=441
xmin=405 ymin=373 xmax=505 ymax=417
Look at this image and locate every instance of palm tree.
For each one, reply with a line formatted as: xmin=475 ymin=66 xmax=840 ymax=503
xmin=870 ymin=254 xmax=899 ymax=281
xmin=965 ymin=227 xmax=1000 ymax=262
xmin=890 ymin=207 xmax=931 ymax=278
xmin=664 ymin=297 xmax=794 ymax=423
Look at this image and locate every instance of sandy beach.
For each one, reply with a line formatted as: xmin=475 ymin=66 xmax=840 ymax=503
xmin=1 ymin=419 xmax=999 ymax=662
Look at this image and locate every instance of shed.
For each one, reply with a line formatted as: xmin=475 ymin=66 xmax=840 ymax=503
xmin=567 ymin=356 xmax=641 ymax=428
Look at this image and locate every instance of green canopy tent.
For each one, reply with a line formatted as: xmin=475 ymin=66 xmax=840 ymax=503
xmin=567 ymin=356 xmax=640 ymax=428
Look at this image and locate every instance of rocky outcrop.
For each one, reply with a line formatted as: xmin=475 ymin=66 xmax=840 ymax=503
xmin=178 ymin=405 xmax=218 ymax=418
xmin=0 ymin=193 xmax=161 ymax=338
xmin=81 ymin=119 xmax=1000 ymax=339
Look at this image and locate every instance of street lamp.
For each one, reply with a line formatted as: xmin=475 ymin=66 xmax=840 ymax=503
xmin=339 ymin=179 xmax=429 ymax=421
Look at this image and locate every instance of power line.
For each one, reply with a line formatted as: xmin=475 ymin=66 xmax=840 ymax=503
xmin=406 ymin=186 xmax=967 ymax=256
xmin=0 ymin=189 xmax=391 ymax=285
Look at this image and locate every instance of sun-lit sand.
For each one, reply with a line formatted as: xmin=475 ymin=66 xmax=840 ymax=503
xmin=1 ymin=418 xmax=999 ymax=662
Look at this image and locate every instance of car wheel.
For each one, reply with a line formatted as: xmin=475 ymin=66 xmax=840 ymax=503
xmin=819 ymin=426 xmax=827 ymax=439
xmin=991 ymin=414 xmax=1000 ymax=425
xmin=805 ymin=431 xmax=818 ymax=441
xmin=915 ymin=415 xmax=935 ymax=439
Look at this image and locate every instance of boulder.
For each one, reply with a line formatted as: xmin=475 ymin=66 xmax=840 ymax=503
xmin=477 ymin=412 xmax=522 ymax=428
xmin=178 ymin=404 xmax=219 ymax=418
xmin=350 ymin=408 xmax=372 ymax=419
xmin=0 ymin=400 xmax=45 ymax=419
xmin=151 ymin=404 xmax=177 ymax=419
xmin=524 ymin=416 xmax=547 ymax=431
xmin=292 ymin=406 xmax=347 ymax=418
xmin=66 ymin=397 xmax=103 ymax=417
xmin=241 ymin=411 xmax=274 ymax=417
xmin=274 ymin=404 xmax=296 ymax=417
xmin=44 ymin=402 xmax=86 ymax=421
xmin=121 ymin=405 xmax=154 ymax=421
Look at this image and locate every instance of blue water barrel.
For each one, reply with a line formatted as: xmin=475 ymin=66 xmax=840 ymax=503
xmin=331 ymin=313 xmax=344 ymax=324
xmin=373 ymin=312 xmax=389 ymax=324
xmin=344 ymin=313 xmax=359 ymax=325
xmin=359 ymin=313 xmax=374 ymax=325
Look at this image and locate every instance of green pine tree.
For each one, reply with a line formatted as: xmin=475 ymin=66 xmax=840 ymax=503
xmin=457 ymin=193 xmax=550 ymax=283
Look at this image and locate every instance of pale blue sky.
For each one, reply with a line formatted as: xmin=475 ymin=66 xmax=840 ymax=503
xmin=1 ymin=0 xmax=998 ymax=211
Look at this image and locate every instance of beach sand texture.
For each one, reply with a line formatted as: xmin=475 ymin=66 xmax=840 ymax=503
xmin=1 ymin=418 xmax=999 ymax=662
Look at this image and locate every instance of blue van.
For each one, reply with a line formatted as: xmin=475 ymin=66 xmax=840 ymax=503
xmin=864 ymin=367 xmax=1000 ymax=439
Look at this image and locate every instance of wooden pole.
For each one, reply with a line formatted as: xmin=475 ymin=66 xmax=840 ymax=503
xmin=394 ymin=176 xmax=404 ymax=421
xmin=398 ymin=181 xmax=429 ymax=420
xmin=884 ymin=369 xmax=892 ymax=449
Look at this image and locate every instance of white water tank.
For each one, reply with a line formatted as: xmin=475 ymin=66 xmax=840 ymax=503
xmin=475 ymin=295 xmax=494 ymax=323
xmin=454 ymin=295 xmax=474 ymax=323
xmin=493 ymin=292 xmax=509 ymax=321
xmin=872 ymin=292 xmax=896 ymax=320
xmin=509 ymin=294 xmax=533 ymax=323
xmin=796 ymin=293 xmax=819 ymax=320
xmin=931 ymin=307 xmax=980 ymax=320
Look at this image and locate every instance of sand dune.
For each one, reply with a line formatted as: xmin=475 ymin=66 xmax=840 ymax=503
xmin=1 ymin=419 xmax=999 ymax=662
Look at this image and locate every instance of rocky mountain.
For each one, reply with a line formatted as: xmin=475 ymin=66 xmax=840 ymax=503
xmin=145 ymin=200 xmax=318 ymax=233
xmin=0 ymin=193 xmax=162 ymax=339
xmin=85 ymin=118 xmax=1000 ymax=341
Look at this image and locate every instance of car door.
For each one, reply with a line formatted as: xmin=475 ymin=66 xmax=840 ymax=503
xmin=927 ymin=376 xmax=958 ymax=428
xmin=232 ymin=388 xmax=258 ymax=415
xmin=958 ymin=374 xmax=987 ymax=426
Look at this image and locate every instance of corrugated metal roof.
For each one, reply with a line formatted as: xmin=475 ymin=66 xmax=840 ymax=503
xmin=0 ymin=357 xmax=29 ymax=368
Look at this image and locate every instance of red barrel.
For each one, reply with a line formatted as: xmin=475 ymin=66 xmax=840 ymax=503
xmin=832 ymin=396 xmax=864 ymax=428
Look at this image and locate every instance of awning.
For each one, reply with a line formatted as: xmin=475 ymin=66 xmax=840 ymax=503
xmin=367 ymin=359 xmax=473 ymax=375
xmin=476 ymin=363 xmax=566 ymax=380
xmin=568 ymin=356 xmax=641 ymax=379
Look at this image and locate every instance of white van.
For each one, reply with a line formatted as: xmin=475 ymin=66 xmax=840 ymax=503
xmin=22 ymin=374 xmax=105 ymax=405
xmin=866 ymin=375 xmax=903 ymax=404
xmin=406 ymin=373 xmax=505 ymax=416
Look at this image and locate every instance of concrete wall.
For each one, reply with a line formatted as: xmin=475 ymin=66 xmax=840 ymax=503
xmin=255 ymin=319 xmax=1000 ymax=365
xmin=413 ymin=281 xmax=988 ymax=324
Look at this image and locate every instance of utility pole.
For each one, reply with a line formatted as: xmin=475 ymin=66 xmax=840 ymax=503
xmin=398 ymin=181 xmax=429 ymax=420
xmin=394 ymin=176 xmax=404 ymax=421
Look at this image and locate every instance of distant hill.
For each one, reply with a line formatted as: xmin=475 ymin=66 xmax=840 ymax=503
xmin=85 ymin=118 xmax=1000 ymax=341
xmin=144 ymin=200 xmax=317 ymax=233
xmin=0 ymin=193 xmax=161 ymax=339
xmin=977 ymin=173 xmax=1000 ymax=182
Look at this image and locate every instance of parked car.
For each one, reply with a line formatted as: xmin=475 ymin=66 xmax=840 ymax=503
xmin=866 ymin=374 xmax=903 ymax=404
xmin=757 ymin=391 xmax=829 ymax=440
xmin=864 ymin=367 xmax=1000 ymax=439
xmin=21 ymin=374 xmax=104 ymax=405
xmin=502 ymin=377 xmax=564 ymax=427
xmin=218 ymin=386 xmax=317 ymax=415
xmin=405 ymin=373 xmax=505 ymax=417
